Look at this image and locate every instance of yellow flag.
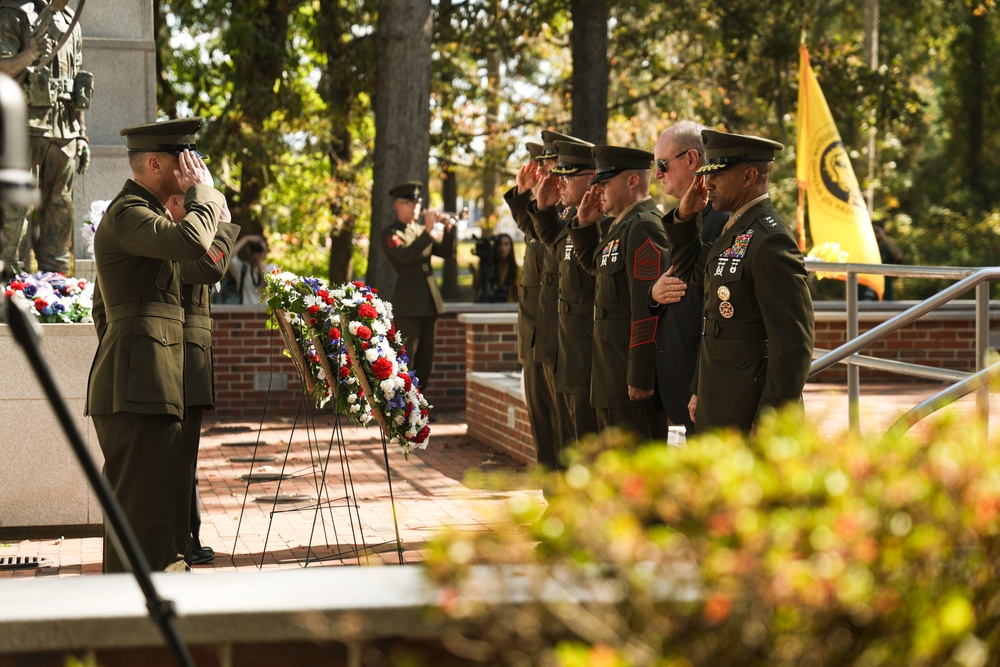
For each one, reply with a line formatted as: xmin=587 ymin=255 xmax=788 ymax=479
xmin=797 ymin=45 xmax=884 ymax=299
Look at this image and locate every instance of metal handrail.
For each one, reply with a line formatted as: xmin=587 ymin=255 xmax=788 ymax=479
xmin=805 ymin=261 xmax=996 ymax=438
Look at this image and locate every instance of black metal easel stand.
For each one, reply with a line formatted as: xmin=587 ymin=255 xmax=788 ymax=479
xmin=5 ymin=296 xmax=195 ymax=667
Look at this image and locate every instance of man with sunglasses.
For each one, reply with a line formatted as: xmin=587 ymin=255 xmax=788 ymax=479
xmin=648 ymin=121 xmax=729 ymax=435
xmin=86 ymin=117 xmax=226 ymax=572
xmin=663 ymin=129 xmax=814 ymax=433
xmin=383 ymin=180 xmax=456 ymax=395
xmin=527 ymin=139 xmax=602 ymax=453
xmin=569 ymin=145 xmax=669 ymax=441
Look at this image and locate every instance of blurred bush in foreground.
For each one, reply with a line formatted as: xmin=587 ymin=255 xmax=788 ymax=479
xmin=419 ymin=409 xmax=1000 ymax=667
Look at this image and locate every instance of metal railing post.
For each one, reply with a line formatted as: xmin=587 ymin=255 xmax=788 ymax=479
xmin=847 ymin=271 xmax=860 ymax=435
xmin=976 ymin=281 xmax=990 ymax=440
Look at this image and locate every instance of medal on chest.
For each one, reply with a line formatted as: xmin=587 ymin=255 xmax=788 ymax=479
xmin=600 ymin=238 xmax=620 ymax=267
xmin=564 ymin=239 xmax=574 ymax=261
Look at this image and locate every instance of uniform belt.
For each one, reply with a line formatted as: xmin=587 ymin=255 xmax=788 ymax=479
xmin=106 ymin=302 xmax=185 ymax=324
xmin=559 ymin=300 xmax=592 ymax=316
xmin=520 ymin=285 xmax=541 ymax=299
xmin=594 ymin=304 xmax=630 ymax=320
xmin=184 ymin=314 xmax=213 ymax=330
xmin=541 ymin=272 xmax=558 ymax=285
xmin=701 ymin=317 xmax=766 ymax=339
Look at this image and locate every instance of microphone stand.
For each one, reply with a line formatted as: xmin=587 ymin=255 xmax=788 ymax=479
xmin=4 ymin=295 xmax=196 ymax=667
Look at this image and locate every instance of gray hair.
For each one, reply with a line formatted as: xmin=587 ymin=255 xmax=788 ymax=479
xmin=667 ymin=120 xmax=708 ymax=155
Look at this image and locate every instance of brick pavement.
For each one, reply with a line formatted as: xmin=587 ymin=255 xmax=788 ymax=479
xmin=1 ymin=381 xmax=995 ymax=578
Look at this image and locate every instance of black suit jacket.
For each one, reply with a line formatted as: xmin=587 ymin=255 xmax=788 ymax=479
xmin=650 ymin=203 xmax=728 ymax=427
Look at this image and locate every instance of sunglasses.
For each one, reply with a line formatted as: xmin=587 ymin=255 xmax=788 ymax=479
xmin=655 ymin=150 xmax=688 ymax=174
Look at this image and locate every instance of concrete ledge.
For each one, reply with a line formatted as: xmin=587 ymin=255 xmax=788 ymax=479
xmin=0 ymin=564 xmax=699 ymax=653
xmin=813 ymin=300 xmax=1000 ymax=322
xmin=468 ymin=371 xmax=523 ymax=401
xmin=457 ymin=312 xmax=519 ymax=325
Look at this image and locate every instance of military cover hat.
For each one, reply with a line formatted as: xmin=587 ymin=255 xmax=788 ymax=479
xmin=538 ymin=130 xmax=585 ymax=160
xmin=389 ymin=181 xmax=423 ymax=201
xmin=589 ymin=145 xmax=654 ymax=185
xmin=120 ymin=117 xmax=205 ymax=157
xmin=550 ymin=139 xmax=596 ymax=176
xmin=695 ymin=129 xmax=784 ymax=175
xmin=526 ymin=142 xmax=544 ymax=161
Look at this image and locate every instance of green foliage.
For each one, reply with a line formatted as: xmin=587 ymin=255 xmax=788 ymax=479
xmin=424 ymin=408 xmax=1000 ymax=666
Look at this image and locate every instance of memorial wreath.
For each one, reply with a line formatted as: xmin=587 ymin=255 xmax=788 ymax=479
xmin=3 ymin=272 xmax=95 ymax=324
xmin=263 ymin=271 xmax=431 ymax=457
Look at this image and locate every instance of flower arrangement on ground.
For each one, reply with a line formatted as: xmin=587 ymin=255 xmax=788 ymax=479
xmin=263 ymin=270 xmax=431 ymax=457
xmin=79 ymin=199 xmax=111 ymax=258
xmin=3 ymin=272 xmax=95 ymax=323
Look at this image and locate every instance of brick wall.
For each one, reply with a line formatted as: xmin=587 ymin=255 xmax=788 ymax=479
xmin=466 ymin=373 xmax=536 ymax=465
xmin=811 ymin=303 xmax=1000 ymax=382
xmin=208 ymin=302 xmax=999 ymax=419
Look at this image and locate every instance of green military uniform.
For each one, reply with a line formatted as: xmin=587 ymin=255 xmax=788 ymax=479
xmin=0 ymin=0 xmax=92 ymax=274
xmin=528 ymin=139 xmax=602 ymax=446
xmin=569 ymin=146 xmax=669 ymax=441
xmin=503 ymin=181 xmax=559 ymax=468
xmin=665 ymin=130 xmax=814 ymax=432
xmin=383 ymin=181 xmax=456 ymax=395
xmin=178 ymin=221 xmax=239 ymax=563
xmin=86 ymin=118 xmax=225 ymax=573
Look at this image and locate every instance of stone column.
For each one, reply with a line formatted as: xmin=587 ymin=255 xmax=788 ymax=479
xmin=71 ymin=0 xmax=156 ymax=276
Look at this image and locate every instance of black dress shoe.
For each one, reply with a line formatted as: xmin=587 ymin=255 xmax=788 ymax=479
xmin=188 ymin=546 xmax=215 ymax=565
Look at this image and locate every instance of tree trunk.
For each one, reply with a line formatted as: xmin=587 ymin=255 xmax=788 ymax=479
xmin=317 ymin=0 xmax=357 ymax=285
xmin=863 ymin=0 xmax=879 ymax=214
xmin=480 ymin=45 xmax=501 ymax=226
xmin=366 ymin=0 xmax=433 ymax=292
xmin=570 ymin=0 xmax=608 ymax=144
xmin=964 ymin=7 xmax=987 ymax=210
xmin=440 ymin=160 xmax=459 ymax=299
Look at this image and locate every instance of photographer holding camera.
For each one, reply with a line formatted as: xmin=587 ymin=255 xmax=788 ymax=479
xmin=470 ymin=232 xmax=518 ymax=303
xmin=221 ymin=233 xmax=270 ymax=305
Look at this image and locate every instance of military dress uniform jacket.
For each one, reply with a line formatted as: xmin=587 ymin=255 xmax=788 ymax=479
xmin=85 ymin=180 xmax=225 ymax=419
xmin=528 ymin=202 xmax=603 ymax=396
xmin=383 ymin=219 xmax=456 ymax=318
xmin=504 ymin=185 xmax=545 ymax=366
xmin=665 ymin=199 xmax=814 ymax=431
xmin=180 ymin=221 xmax=240 ymax=408
xmin=569 ymin=198 xmax=669 ymax=409
xmin=648 ymin=204 xmax=728 ymax=426
xmin=521 ymin=203 xmax=560 ymax=368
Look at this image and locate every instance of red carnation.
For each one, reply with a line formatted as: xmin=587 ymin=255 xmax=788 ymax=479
xmin=329 ymin=327 xmax=341 ymax=340
xmin=309 ymin=317 xmax=317 ymax=326
xmin=365 ymin=294 xmax=374 ymax=302
xmin=34 ymin=298 xmax=47 ymax=312
xmin=414 ymin=426 xmax=430 ymax=444
xmin=4 ymin=288 xmax=11 ymax=297
xmin=340 ymin=365 xmax=351 ymax=379
xmin=420 ymin=408 xmax=428 ymax=418
xmin=371 ymin=287 xmax=379 ymax=294
xmin=398 ymin=372 xmax=411 ymax=391
xmin=372 ymin=357 xmax=393 ymax=380
xmin=361 ymin=341 xmax=370 ymax=351
xmin=405 ymin=404 xmax=412 ymax=417
xmin=317 ymin=289 xmax=329 ymax=299
xmin=388 ymin=323 xmax=396 ymax=340
xmin=358 ymin=303 xmax=378 ymax=319
xmin=356 ymin=325 xmax=372 ymax=340
xmin=307 ymin=304 xmax=320 ymax=314
xmin=352 ymin=281 xmax=365 ymax=288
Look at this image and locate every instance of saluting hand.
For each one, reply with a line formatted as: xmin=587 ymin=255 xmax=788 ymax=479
xmin=677 ymin=175 xmax=708 ymax=221
xmin=651 ymin=266 xmax=687 ymax=305
xmin=515 ymin=161 xmax=540 ymax=195
xmin=174 ymin=149 xmax=213 ymax=193
xmin=576 ymin=186 xmax=604 ymax=227
xmin=535 ymin=174 xmax=561 ymax=210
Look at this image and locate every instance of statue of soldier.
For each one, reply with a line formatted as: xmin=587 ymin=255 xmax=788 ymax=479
xmin=0 ymin=0 xmax=92 ymax=277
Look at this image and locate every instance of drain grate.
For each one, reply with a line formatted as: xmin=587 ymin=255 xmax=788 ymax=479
xmin=220 ymin=440 xmax=271 ymax=448
xmin=239 ymin=472 xmax=288 ymax=482
xmin=0 ymin=556 xmax=51 ymax=570
xmin=254 ymin=494 xmax=312 ymax=504
xmin=229 ymin=455 xmax=279 ymax=464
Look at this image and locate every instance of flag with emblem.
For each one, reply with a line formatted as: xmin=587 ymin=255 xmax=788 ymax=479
xmin=796 ymin=44 xmax=884 ymax=299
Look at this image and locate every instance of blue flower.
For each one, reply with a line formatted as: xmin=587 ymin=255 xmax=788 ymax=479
xmin=22 ymin=284 xmax=36 ymax=298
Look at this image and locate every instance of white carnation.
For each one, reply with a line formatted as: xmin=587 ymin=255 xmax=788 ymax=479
xmin=365 ymin=348 xmax=380 ymax=362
